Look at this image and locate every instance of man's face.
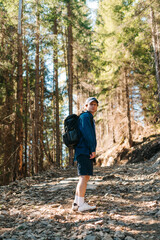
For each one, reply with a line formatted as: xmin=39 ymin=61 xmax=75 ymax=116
xmin=86 ymin=101 xmax=98 ymax=114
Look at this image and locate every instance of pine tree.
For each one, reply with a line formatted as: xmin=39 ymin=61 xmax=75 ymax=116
xmin=16 ymin=0 xmax=23 ymax=177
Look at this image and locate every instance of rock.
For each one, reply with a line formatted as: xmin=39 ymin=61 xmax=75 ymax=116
xmin=59 ymin=177 xmax=78 ymax=184
xmin=103 ymin=175 xmax=115 ymax=181
xmin=84 ymin=235 xmax=100 ymax=240
xmin=0 ymin=215 xmax=5 ymax=220
xmin=3 ymin=238 xmax=16 ymax=240
xmin=114 ymin=231 xmax=125 ymax=239
xmin=102 ymin=227 xmax=110 ymax=233
xmin=0 ymin=210 xmax=9 ymax=215
xmin=101 ymin=157 xmax=115 ymax=167
xmin=155 ymin=210 xmax=160 ymax=217
xmin=97 ymin=231 xmax=104 ymax=237
xmin=107 ymin=157 xmax=115 ymax=167
xmin=95 ymin=220 xmax=104 ymax=225
xmin=102 ymin=233 xmax=113 ymax=240
xmin=54 ymin=214 xmax=66 ymax=220
xmin=17 ymin=223 xmax=28 ymax=230
xmin=35 ymin=229 xmax=44 ymax=234
xmin=125 ymin=237 xmax=136 ymax=240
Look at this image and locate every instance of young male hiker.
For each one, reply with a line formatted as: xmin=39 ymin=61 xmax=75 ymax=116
xmin=72 ymin=97 xmax=98 ymax=212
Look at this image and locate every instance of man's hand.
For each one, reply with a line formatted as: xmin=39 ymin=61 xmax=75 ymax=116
xmin=90 ymin=152 xmax=96 ymax=159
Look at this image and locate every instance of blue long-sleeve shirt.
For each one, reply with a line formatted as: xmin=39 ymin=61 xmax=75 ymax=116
xmin=74 ymin=111 xmax=97 ymax=159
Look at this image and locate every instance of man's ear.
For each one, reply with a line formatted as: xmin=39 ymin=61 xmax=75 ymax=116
xmin=84 ymin=104 xmax=88 ymax=110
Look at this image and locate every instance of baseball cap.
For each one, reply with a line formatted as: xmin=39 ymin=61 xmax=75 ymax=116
xmin=85 ymin=97 xmax=99 ymax=105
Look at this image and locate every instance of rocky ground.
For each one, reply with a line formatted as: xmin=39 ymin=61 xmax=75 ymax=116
xmin=0 ymin=152 xmax=160 ymax=240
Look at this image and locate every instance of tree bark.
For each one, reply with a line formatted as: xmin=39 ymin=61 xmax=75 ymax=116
xmin=28 ymin=62 xmax=34 ymax=176
xmin=67 ymin=0 xmax=74 ymax=165
xmin=67 ymin=1 xmax=73 ymax=115
xmin=76 ymin=69 xmax=80 ymax=115
xmin=124 ymin=69 xmax=133 ymax=147
xmin=110 ymin=100 xmax=116 ymax=144
xmin=39 ymin=60 xmax=44 ymax=171
xmin=16 ymin=0 xmax=23 ymax=178
xmin=156 ymin=24 xmax=160 ymax=65
xmin=34 ymin=0 xmax=40 ymax=174
xmin=24 ymin=47 xmax=29 ymax=177
xmin=27 ymin=44 xmax=34 ymax=176
xmin=3 ymin=73 xmax=14 ymax=184
xmin=53 ymin=10 xmax=61 ymax=167
xmin=151 ymin=7 xmax=160 ymax=103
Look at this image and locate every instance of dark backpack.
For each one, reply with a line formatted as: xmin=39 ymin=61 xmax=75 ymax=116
xmin=63 ymin=114 xmax=80 ymax=148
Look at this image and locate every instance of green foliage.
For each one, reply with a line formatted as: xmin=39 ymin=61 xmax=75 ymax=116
xmin=92 ymin=0 xmax=159 ymax=123
xmin=1 ymin=0 xmax=160 ymax=182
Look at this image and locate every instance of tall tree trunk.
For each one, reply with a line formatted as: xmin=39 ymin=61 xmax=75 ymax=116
xmin=117 ymin=86 xmax=121 ymax=108
xmin=105 ymin=101 xmax=109 ymax=136
xmin=110 ymin=100 xmax=116 ymax=144
xmin=156 ymin=24 xmax=160 ymax=65
xmin=62 ymin=26 xmax=68 ymax=81
xmin=52 ymin=106 xmax=56 ymax=165
xmin=39 ymin=60 xmax=44 ymax=171
xmin=122 ymin=76 xmax=126 ymax=110
xmin=53 ymin=11 xmax=61 ymax=167
xmin=67 ymin=1 xmax=73 ymax=115
xmin=62 ymin=26 xmax=70 ymax=166
xmin=28 ymin=52 xmax=34 ymax=176
xmin=151 ymin=7 xmax=160 ymax=103
xmin=3 ymin=73 xmax=14 ymax=184
xmin=28 ymin=143 xmax=31 ymax=177
xmin=67 ymin=0 xmax=74 ymax=165
xmin=24 ymin=47 xmax=29 ymax=177
xmin=34 ymin=0 xmax=40 ymax=174
xmin=16 ymin=0 xmax=23 ymax=178
xmin=124 ymin=69 xmax=133 ymax=147
xmin=76 ymin=69 xmax=80 ymax=115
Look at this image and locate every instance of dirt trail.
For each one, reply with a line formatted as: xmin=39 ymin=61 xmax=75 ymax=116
xmin=0 ymin=152 xmax=160 ymax=240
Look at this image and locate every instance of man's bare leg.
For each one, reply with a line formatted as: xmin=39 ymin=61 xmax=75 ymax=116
xmin=76 ymin=175 xmax=90 ymax=197
xmin=72 ymin=175 xmax=96 ymax=211
xmin=73 ymin=175 xmax=90 ymax=207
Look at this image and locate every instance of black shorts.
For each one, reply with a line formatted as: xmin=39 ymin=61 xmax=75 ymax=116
xmin=77 ymin=154 xmax=93 ymax=176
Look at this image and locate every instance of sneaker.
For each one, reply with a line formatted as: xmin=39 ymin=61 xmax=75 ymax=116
xmin=72 ymin=203 xmax=78 ymax=211
xmin=78 ymin=202 xmax=96 ymax=212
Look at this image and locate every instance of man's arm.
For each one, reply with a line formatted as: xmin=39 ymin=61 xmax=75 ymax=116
xmin=79 ymin=114 xmax=96 ymax=154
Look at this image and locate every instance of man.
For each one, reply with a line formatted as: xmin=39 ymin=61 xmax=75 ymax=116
xmin=72 ymin=97 xmax=98 ymax=212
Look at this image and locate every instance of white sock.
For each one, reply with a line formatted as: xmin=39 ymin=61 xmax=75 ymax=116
xmin=78 ymin=196 xmax=84 ymax=207
xmin=74 ymin=195 xmax=79 ymax=205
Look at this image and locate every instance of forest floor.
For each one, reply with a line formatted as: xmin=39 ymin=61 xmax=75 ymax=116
xmin=0 ymin=151 xmax=160 ymax=240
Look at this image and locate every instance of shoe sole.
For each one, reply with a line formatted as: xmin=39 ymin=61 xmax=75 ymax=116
xmin=78 ymin=206 xmax=96 ymax=212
